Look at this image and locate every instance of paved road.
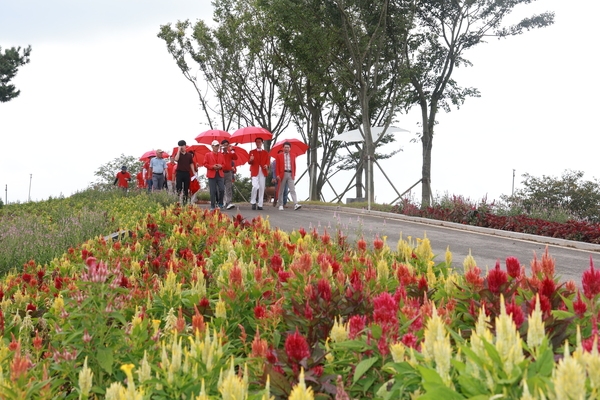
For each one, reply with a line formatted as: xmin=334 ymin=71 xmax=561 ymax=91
xmin=213 ymin=203 xmax=600 ymax=285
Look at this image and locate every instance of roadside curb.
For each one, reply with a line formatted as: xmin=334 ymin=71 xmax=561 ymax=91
xmin=304 ymin=205 xmax=600 ymax=253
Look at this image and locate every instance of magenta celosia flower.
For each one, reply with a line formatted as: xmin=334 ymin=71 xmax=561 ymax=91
xmin=284 ymin=329 xmax=310 ymax=363
xmin=505 ymin=257 xmax=521 ymax=279
xmin=270 ymin=253 xmax=283 ymax=273
xmin=254 ymin=305 xmax=266 ymax=319
xmin=348 ymin=315 xmax=366 ymax=339
xmin=487 ymin=261 xmax=507 ymax=294
xmin=373 ymin=292 xmax=398 ymax=327
xmin=401 ymin=332 xmax=418 ymax=348
xmin=582 ymin=257 xmax=600 ymax=299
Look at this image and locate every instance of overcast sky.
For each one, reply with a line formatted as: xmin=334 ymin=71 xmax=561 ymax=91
xmin=1 ymin=0 xmax=598 ymax=205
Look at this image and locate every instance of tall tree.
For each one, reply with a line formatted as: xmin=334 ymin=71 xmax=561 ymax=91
xmin=0 ymin=45 xmax=32 ymax=103
xmin=403 ymin=0 xmax=554 ymax=206
xmin=91 ymin=154 xmax=142 ymax=191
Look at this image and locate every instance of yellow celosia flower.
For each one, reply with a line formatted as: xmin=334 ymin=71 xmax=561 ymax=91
xmin=463 ymin=249 xmax=477 ymax=271
xmin=445 ymin=246 xmax=452 ymax=267
xmin=163 ymin=308 xmax=177 ymax=333
xmin=52 ymin=294 xmax=64 ymax=314
xmin=159 ymin=267 xmax=182 ymax=301
xmin=553 ymin=342 xmax=585 ymax=400
xmin=218 ymin=357 xmax=248 ymax=400
xmin=527 ymin=294 xmax=545 ymax=351
xmin=131 ymin=306 xmax=143 ymax=331
xmin=105 ymin=382 xmax=126 ymax=400
xmin=426 ymin=263 xmax=437 ymax=286
xmin=215 ymin=296 xmax=227 ymax=319
xmin=324 ymin=338 xmax=334 ymax=363
xmin=330 ymin=317 xmax=348 ymax=343
xmin=78 ymin=356 xmax=93 ymax=398
xmin=289 ymin=368 xmax=314 ymax=400
xmin=376 ymin=259 xmax=390 ymax=282
xmin=396 ymin=233 xmax=413 ymax=262
xmin=136 ymin=351 xmax=152 ymax=383
xmin=390 ymin=341 xmax=406 ymax=363
xmin=582 ymin=336 xmax=600 ymax=391
xmin=422 ymin=304 xmax=446 ymax=362
xmin=495 ymin=295 xmax=524 ymax=377
xmin=195 ymin=379 xmax=209 ymax=400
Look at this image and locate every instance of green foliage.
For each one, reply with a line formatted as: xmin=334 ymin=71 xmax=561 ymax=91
xmin=0 ymin=45 xmax=31 ymax=102
xmin=232 ymin=174 xmax=252 ymax=203
xmin=91 ymin=153 xmax=143 ymax=191
xmin=499 ymin=170 xmax=600 ymax=223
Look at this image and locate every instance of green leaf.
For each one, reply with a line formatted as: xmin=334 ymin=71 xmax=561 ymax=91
xmin=419 ymin=383 xmax=466 ymax=399
xmin=370 ymin=324 xmax=382 ymax=339
xmin=530 ymin=346 xmax=554 ymax=377
xmin=457 ymin=375 xmax=487 ymax=397
xmin=97 ymin=347 xmax=114 ymax=374
xmin=353 ymin=357 xmax=378 ymax=385
xmin=551 ymin=310 xmax=574 ymax=319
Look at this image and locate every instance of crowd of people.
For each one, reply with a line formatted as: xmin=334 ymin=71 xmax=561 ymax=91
xmin=114 ymin=137 xmax=302 ymax=211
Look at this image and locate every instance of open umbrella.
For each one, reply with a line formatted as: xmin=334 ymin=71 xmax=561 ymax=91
xmin=187 ymin=145 xmax=210 ymax=165
xmin=269 ymin=138 xmax=309 ymax=157
xmin=195 ymin=129 xmax=231 ymax=145
xmin=140 ymin=150 xmax=169 ymax=161
xmin=230 ymin=126 xmax=273 ymax=144
xmin=230 ymin=146 xmax=249 ymax=167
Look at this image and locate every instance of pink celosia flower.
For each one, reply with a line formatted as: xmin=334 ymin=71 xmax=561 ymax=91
xmin=285 ymin=329 xmax=310 ymax=363
xmin=401 ymin=332 xmax=418 ymax=348
xmin=582 ymin=257 xmax=600 ymax=299
xmin=251 ymin=332 xmax=268 ymax=359
xmin=487 ymin=261 xmax=507 ymax=294
xmin=348 ymin=315 xmax=366 ymax=339
xmin=373 ymin=236 xmax=384 ymax=250
xmin=465 ymin=266 xmax=484 ymax=289
xmin=373 ymin=292 xmax=398 ymax=328
xmin=505 ymin=257 xmax=521 ymax=279
xmin=317 ymin=278 xmax=332 ymax=302
xmin=505 ymin=297 xmax=524 ymax=328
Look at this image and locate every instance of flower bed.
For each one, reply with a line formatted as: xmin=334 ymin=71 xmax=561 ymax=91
xmin=0 ymin=201 xmax=599 ymax=398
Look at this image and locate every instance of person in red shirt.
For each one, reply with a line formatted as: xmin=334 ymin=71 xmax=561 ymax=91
xmin=174 ymin=140 xmax=197 ymax=204
xmin=204 ymin=140 xmax=226 ymax=210
xmin=166 ymin=157 xmax=177 ymax=193
xmin=136 ymin=170 xmax=146 ymax=189
xmin=220 ymin=139 xmax=238 ymax=210
xmin=113 ymin=166 xmax=132 ymax=192
xmin=143 ymin=159 xmax=153 ymax=193
xmin=248 ymin=137 xmax=270 ymax=210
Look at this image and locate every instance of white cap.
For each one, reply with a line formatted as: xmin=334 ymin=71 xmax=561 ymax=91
xmin=211 ymin=140 xmax=220 ymax=146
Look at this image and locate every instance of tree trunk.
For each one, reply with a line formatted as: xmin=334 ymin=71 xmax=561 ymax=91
xmin=308 ymin=108 xmax=320 ymax=201
xmin=420 ymin=101 xmax=433 ymax=207
xmin=356 ymin=164 xmax=363 ymax=198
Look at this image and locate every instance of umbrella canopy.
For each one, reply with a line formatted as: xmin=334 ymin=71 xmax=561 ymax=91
xmin=230 ymin=126 xmax=273 ymax=144
xmin=187 ymin=145 xmax=210 ymax=165
xmin=331 ymin=126 xmax=410 ymax=143
xmin=195 ymin=129 xmax=231 ymax=145
xmin=269 ymin=138 xmax=309 ymax=157
xmin=140 ymin=150 xmax=169 ymax=161
xmin=230 ymin=146 xmax=249 ymax=167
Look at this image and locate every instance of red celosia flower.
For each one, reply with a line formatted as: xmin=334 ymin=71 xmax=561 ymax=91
xmin=373 ymin=236 xmax=384 ymax=250
xmin=465 ymin=266 xmax=484 ymax=289
xmin=321 ymin=230 xmax=331 ymax=245
xmin=22 ymin=273 xmax=32 ymax=284
xmin=304 ymin=302 xmax=313 ymax=320
xmin=505 ymin=297 xmax=524 ymax=328
xmin=417 ymin=276 xmax=428 ymax=292
xmin=582 ymin=257 xmax=600 ymax=299
xmin=348 ymin=315 xmax=366 ymax=339
xmin=311 ymin=365 xmax=323 ymax=377
xmin=373 ymin=292 xmax=398 ymax=327
xmin=254 ymin=305 xmax=266 ymax=320
xmin=199 ymin=297 xmax=210 ymax=309
xmin=270 ymin=254 xmax=283 ymax=273
xmin=377 ymin=337 xmax=389 ymax=356
xmin=192 ymin=306 xmax=205 ymax=334
xmin=540 ymin=276 xmax=556 ymax=299
xmin=284 ymin=329 xmax=310 ymax=363
xmin=278 ymin=270 xmax=292 ymax=283
xmin=487 ymin=261 xmax=507 ymax=294
xmin=505 ymin=257 xmax=521 ymax=279
xmin=230 ymin=265 xmax=243 ymax=287
xmin=298 ymin=228 xmax=307 ymax=238
xmin=530 ymin=294 xmax=552 ymax=316
xmin=357 ymin=238 xmax=367 ymax=252
xmin=26 ymin=303 xmax=37 ymax=313
xmin=573 ymin=291 xmax=587 ymax=316
xmin=317 ymin=278 xmax=332 ymax=302
xmin=33 ymin=330 xmax=43 ymax=351
xmin=251 ymin=332 xmax=268 ymax=358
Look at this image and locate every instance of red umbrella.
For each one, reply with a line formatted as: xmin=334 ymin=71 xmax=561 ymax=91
xmin=187 ymin=145 xmax=210 ymax=165
xmin=195 ymin=129 xmax=231 ymax=145
xmin=269 ymin=138 xmax=309 ymax=157
xmin=230 ymin=126 xmax=273 ymax=144
xmin=140 ymin=150 xmax=169 ymax=161
xmin=230 ymin=146 xmax=249 ymax=167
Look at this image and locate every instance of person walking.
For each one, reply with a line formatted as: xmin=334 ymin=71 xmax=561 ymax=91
xmin=166 ymin=156 xmax=177 ymax=193
xmin=275 ymin=141 xmax=301 ymax=211
xmin=174 ymin=140 xmax=197 ymax=204
xmin=149 ymin=149 xmax=167 ymax=191
xmin=248 ymin=137 xmax=270 ymax=210
xmin=113 ymin=166 xmax=131 ymax=192
xmin=204 ymin=140 xmax=226 ymax=210
xmin=270 ymin=151 xmax=288 ymax=207
xmin=220 ymin=139 xmax=238 ymax=210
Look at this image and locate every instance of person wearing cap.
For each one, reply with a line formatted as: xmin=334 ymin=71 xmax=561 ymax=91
xmin=204 ymin=140 xmax=227 ymax=210
xmin=275 ymin=141 xmax=302 ymax=211
xmin=149 ymin=149 xmax=167 ymax=191
xmin=248 ymin=137 xmax=270 ymax=210
xmin=220 ymin=139 xmax=238 ymax=210
xmin=174 ymin=140 xmax=197 ymax=204
xmin=113 ymin=165 xmax=132 ymax=192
